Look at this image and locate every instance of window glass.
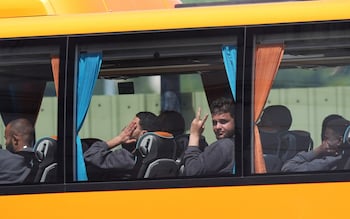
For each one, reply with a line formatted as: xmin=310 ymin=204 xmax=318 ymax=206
xmin=255 ymin=27 xmax=350 ymax=174
xmin=77 ymin=32 xmax=237 ymax=181
xmin=0 ymin=42 xmax=59 ymax=184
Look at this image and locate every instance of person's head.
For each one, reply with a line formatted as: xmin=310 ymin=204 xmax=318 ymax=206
xmin=131 ymin=112 xmax=158 ymax=140
xmin=210 ymin=97 xmax=235 ymax=139
xmin=5 ymin=118 xmax=35 ymax=153
xmin=324 ymin=118 xmax=350 ymax=151
xmin=158 ymin=110 xmax=185 ymax=136
xmin=321 ymin=114 xmax=344 ymax=141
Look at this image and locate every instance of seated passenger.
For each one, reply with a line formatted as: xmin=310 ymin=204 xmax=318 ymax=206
xmin=0 ymin=118 xmax=35 ymax=184
xmin=83 ymin=112 xmax=158 ymax=177
xmin=183 ymin=97 xmax=235 ymax=176
xmin=282 ymin=116 xmax=350 ymax=172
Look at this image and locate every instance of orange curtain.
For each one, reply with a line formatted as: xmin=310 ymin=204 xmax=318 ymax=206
xmin=254 ymin=44 xmax=284 ymax=173
xmin=51 ymin=56 xmax=59 ymax=96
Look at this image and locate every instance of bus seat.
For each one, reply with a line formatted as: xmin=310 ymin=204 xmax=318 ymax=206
xmin=135 ymin=132 xmax=178 ymax=178
xmin=263 ymin=154 xmax=283 ymax=173
xmin=259 ymin=130 xmax=297 ymax=164
xmin=258 ymin=105 xmax=292 ymax=133
xmin=288 ymin=130 xmax=313 ymax=152
xmin=258 ymin=105 xmax=313 ymax=168
xmin=258 ymin=105 xmax=296 ymax=165
xmin=277 ymin=132 xmax=297 ymax=162
xmin=143 ymin=158 xmax=179 ymax=178
xmin=33 ymin=137 xmax=58 ymax=183
xmin=174 ymin=134 xmax=190 ymax=162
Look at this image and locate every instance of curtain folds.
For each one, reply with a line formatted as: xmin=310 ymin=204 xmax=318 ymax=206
xmin=51 ymin=56 xmax=60 ymax=96
xmin=76 ymin=52 xmax=102 ymax=181
xmin=254 ymin=44 xmax=284 ymax=173
xmin=222 ymin=45 xmax=237 ymax=101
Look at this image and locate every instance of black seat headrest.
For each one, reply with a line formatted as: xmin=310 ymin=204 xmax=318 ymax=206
xmin=258 ymin=105 xmax=292 ymax=132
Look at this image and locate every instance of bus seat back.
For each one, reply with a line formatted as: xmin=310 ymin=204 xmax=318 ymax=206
xmin=135 ymin=132 xmax=178 ymax=178
xmin=263 ymin=154 xmax=283 ymax=173
xmin=258 ymin=105 xmax=296 ymax=166
xmin=33 ymin=137 xmax=58 ymax=183
xmin=289 ymin=130 xmax=313 ymax=152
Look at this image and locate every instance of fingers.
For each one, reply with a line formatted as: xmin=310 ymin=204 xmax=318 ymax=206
xmin=126 ymin=121 xmax=137 ymax=131
xmin=202 ymin=113 xmax=209 ymax=125
xmin=322 ymin=141 xmax=339 ymax=155
xmin=120 ymin=121 xmax=137 ymax=140
xmin=195 ymin=107 xmax=202 ymax=119
xmin=195 ymin=107 xmax=208 ymax=126
xmin=196 ymin=107 xmax=202 ymax=119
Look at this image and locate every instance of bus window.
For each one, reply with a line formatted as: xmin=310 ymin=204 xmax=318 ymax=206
xmin=0 ymin=41 xmax=59 ymax=184
xmin=76 ymin=31 xmax=238 ymax=181
xmin=254 ymin=26 xmax=350 ymax=174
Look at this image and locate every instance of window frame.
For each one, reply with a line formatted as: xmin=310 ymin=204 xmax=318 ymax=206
xmin=2 ymin=21 xmax=350 ymax=195
xmin=0 ymin=36 xmax=67 ymax=194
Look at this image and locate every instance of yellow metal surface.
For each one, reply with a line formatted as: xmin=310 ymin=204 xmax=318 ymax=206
xmin=1 ymin=1 xmax=350 ymax=219
xmin=0 ymin=0 xmax=349 ymax=38
xmin=0 ymin=0 xmax=178 ymax=18
xmin=0 ymin=0 xmax=48 ymax=18
xmin=47 ymin=0 xmax=108 ymax=14
xmin=0 ymin=181 xmax=349 ymax=219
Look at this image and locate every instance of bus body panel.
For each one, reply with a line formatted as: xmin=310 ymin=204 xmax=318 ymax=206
xmin=1 ymin=1 xmax=350 ymax=219
xmin=0 ymin=181 xmax=348 ymax=219
xmin=0 ymin=0 xmax=179 ymax=18
xmin=1 ymin=0 xmax=350 ymax=38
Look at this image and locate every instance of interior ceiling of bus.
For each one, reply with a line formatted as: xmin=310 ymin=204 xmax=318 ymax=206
xmin=99 ymin=37 xmax=350 ymax=77
xmin=280 ymin=37 xmax=350 ymax=68
xmin=81 ymin=34 xmax=233 ymax=78
xmin=99 ymin=46 xmax=224 ymax=78
xmin=0 ymin=45 xmax=57 ymax=81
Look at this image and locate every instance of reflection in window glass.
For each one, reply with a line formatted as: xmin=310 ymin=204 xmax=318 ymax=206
xmin=180 ymin=0 xmax=291 ymax=5
xmin=255 ymin=28 xmax=350 ymax=174
xmin=0 ymin=43 xmax=59 ymax=184
xmin=78 ymin=33 xmax=237 ymax=181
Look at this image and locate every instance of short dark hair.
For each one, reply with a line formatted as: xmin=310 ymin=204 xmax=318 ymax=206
xmin=8 ymin=118 xmax=35 ymax=147
xmin=327 ymin=118 xmax=350 ymax=139
xmin=136 ymin=111 xmax=158 ymax=132
xmin=158 ymin=110 xmax=185 ymax=136
xmin=210 ymin=97 xmax=235 ymax=118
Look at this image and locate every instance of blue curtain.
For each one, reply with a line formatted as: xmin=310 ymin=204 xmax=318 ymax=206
xmin=76 ymin=52 xmax=102 ymax=181
xmin=222 ymin=45 xmax=237 ymax=101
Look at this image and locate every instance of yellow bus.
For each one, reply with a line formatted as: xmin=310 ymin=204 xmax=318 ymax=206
xmin=1 ymin=0 xmax=350 ymax=218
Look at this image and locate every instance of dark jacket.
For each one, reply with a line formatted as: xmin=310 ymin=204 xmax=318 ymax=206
xmin=184 ymin=138 xmax=235 ymax=176
xmin=281 ymin=150 xmax=342 ymax=172
xmin=84 ymin=141 xmax=135 ymax=170
xmin=0 ymin=149 xmax=32 ymax=184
